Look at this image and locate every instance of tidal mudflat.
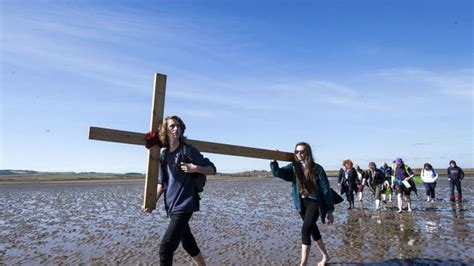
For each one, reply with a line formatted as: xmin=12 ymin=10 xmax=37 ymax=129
xmin=1 ymin=177 xmax=472 ymax=265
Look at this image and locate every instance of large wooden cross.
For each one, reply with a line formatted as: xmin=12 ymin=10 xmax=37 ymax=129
xmin=89 ymin=73 xmax=294 ymax=211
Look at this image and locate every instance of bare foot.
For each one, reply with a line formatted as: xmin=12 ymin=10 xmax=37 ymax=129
xmin=318 ymin=255 xmax=330 ymax=266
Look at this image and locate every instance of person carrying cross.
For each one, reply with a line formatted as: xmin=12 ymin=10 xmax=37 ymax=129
xmin=144 ymin=115 xmax=216 ymax=266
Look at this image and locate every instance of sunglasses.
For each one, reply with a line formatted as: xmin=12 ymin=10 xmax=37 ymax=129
xmin=295 ymin=150 xmax=306 ymax=155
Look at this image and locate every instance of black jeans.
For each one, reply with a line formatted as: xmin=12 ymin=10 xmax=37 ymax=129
xmin=159 ymin=212 xmax=200 ymax=266
xmin=449 ymin=180 xmax=462 ymax=196
xmin=342 ymin=182 xmax=355 ymax=202
xmin=299 ymin=198 xmax=322 ymax=245
xmin=423 ymin=182 xmax=436 ymax=198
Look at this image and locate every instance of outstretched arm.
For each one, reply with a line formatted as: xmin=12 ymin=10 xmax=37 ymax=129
xmin=270 ymin=161 xmax=294 ymax=182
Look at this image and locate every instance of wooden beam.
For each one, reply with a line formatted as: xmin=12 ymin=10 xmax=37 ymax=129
xmin=187 ymin=139 xmax=294 ymax=161
xmin=143 ymin=73 xmax=167 ymax=211
xmin=89 ymin=126 xmax=294 ymax=161
xmin=89 ymin=127 xmax=145 ymax=145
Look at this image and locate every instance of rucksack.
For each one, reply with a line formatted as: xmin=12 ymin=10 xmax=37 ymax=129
xmin=180 ymin=144 xmax=207 ymax=193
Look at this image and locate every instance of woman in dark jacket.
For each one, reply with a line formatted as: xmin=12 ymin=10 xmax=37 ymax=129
xmin=338 ymin=159 xmax=358 ymax=209
xmin=271 ymin=142 xmax=334 ymax=266
xmin=447 ymin=160 xmax=465 ymax=202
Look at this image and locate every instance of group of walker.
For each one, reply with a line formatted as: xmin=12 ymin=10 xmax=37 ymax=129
xmin=143 ymin=115 xmax=466 ymax=266
xmin=337 ymin=158 xmax=465 ymax=213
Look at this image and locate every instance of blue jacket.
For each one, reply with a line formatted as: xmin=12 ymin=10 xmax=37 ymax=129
xmin=270 ymin=161 xmax=335 ymax=224
xmin=380 ymin=165 xmax=393 ymax=177
xmin=447 ymin=166 xmax=465 ymax=181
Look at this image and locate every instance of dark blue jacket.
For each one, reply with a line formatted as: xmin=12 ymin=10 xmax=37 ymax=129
xmin=270 ymin=161 xmax=334 ymax=224
xmin=380 ymin=165 xmax=393 ymax=178
xmin=447 ymin=166 xmax=465 ymax=181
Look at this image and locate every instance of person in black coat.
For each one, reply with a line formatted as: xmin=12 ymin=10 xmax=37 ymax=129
xmin=338 ymin=159 xmax=358 ymax=209
xmin=447 ymin=160 xmax=465 ymax=202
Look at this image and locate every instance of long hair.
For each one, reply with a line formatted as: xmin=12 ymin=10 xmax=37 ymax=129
xmin=159 ymin=115 xmax=187 ymax=148
xmin=424 ymin=163 xmax=433 ymax=170
xmin=293 ymin=142 xmax=318 ymax=195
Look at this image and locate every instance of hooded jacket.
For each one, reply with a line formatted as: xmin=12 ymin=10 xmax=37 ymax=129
xmin=447 ymin=166 xmax=465 ymax=181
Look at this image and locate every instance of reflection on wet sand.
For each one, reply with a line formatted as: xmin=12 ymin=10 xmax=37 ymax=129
xmin=1 ymin=177 xmax=472 ymax=265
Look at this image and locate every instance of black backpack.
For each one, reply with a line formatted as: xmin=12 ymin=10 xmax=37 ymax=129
xmin=180 ymin=144 xmax=207 ymax=193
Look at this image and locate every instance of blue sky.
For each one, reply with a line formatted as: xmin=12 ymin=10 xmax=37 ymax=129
xmin=1 ymin=0 xmax=472 ymax=173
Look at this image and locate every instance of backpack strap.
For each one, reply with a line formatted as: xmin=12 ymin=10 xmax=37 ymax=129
xmin=160 ymin=149 xmax=168 ymax=160
xmin=160 ymin=149 xmax=169 ymax=185
xmin=182 ymin=143 xmax=188 ymax=160
xmin=404 ymin=164 xmax=410 ymax=176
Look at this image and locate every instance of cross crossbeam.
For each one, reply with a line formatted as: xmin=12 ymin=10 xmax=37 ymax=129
xmin=89 ymin=73 xmax=294 ymax=210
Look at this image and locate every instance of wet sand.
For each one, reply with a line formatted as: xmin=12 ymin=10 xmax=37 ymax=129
xmin=1 ymin=177 xmax=472 ymax=265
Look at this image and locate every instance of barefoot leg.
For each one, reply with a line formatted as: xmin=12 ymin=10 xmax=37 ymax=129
xmin=192 ymin=253 xmax=206 ymax=266
xmin=314 ymin=239 xmax=330 ymax=266
xmin=300 ymin=244 xmax=310 ymax=266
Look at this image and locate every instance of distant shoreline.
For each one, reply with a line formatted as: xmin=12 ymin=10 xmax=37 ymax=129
xmin=1 ymin=168 xmax=472 ymax=184
xmin=0 ymin=174 xmax=272 ymax=185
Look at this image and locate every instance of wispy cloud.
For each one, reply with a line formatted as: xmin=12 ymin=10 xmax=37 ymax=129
xmin=413 ymin=142 xmax=433 ymax=146
xmin=1 ymin=3 xmax=260 ymax=92
xmin=373 ymin=68 xmax=473 ymax=98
